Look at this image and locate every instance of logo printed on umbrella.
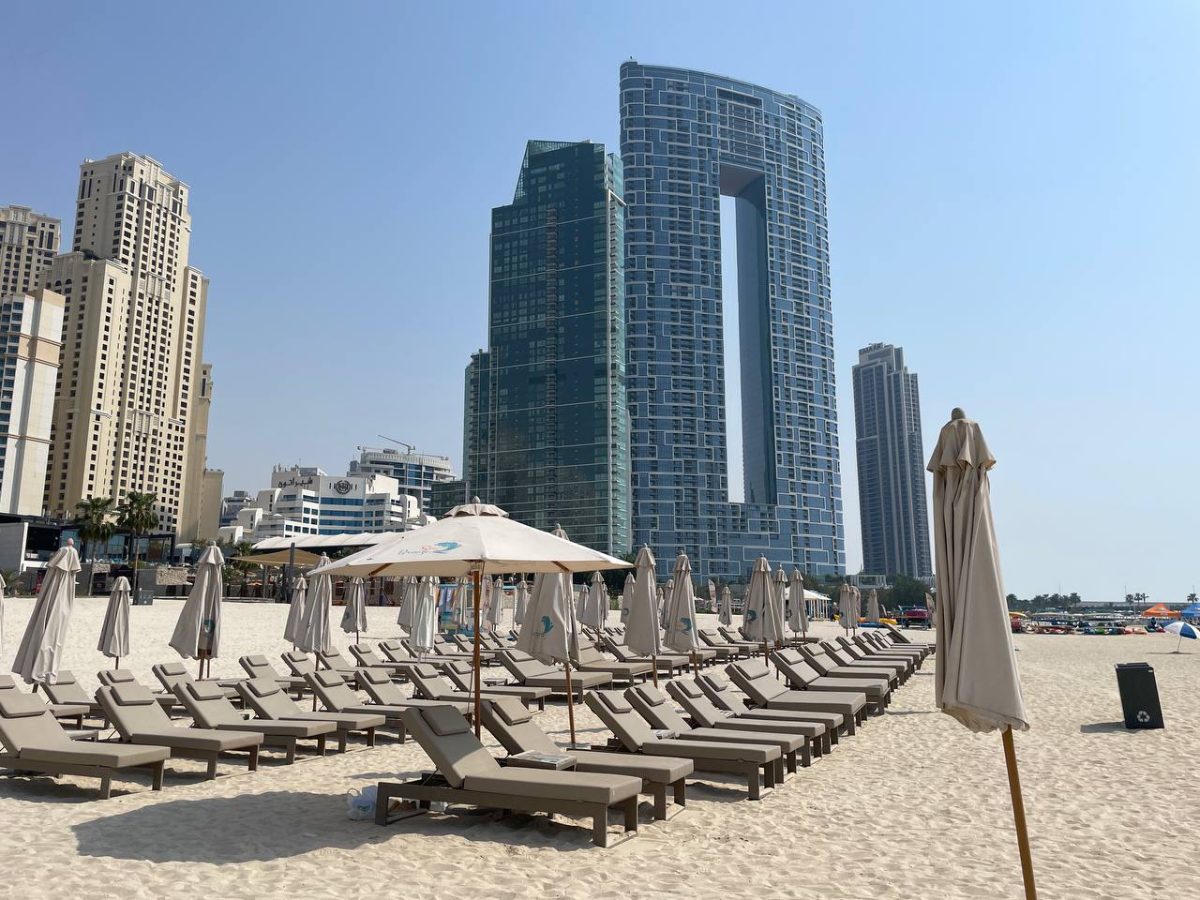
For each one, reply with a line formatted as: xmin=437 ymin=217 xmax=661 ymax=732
xmin=746 ymin=609 xmax=759 ymax=623
xmin=680 ymin=616 xmax=693 ymax=633
xmin=620 ymin=607 xmax=629 ymax=619
xmin=391 ymin=541 xmax=462 ymax=555
xmin=539 ymin=615 xmax=554 ymax=635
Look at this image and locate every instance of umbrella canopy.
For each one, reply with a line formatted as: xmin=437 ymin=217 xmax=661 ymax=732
xmin=620 ymin=573 xmax=635 ymax=624
xmin=582 ymin=571 xmax=608 ymax=632
xmin=284 ymin=576 xmax=308 ymax=645
xmin=233 ymin=548 xmax=323 ymax=567
xmin=576 ymin=584 xmax=588 ymax=620
xmin=742 ymin=557 xmax=782 ymax=645
xmin=867 ymin=589 xmax=881 ymax=622
xmin=515 ymin=570 xmax=579 ymax=666
xmin=98 ymin=576 xmax=132 ymax=659
xmin=839 ymin=583 xmax=859 ymax=631
xmin=513 ymin=579 xmax=528 ymax=626
xmin=658 ymin=583 xmax=669 ymax=629
xmin=1141 ymin=603 xmax=1178 ymax=618
xmin=12 ymin=544 xmax=81 ymax=684
xmin=626 ymin=546 xmax=662 ymax=657
xmin=408 ymin=576 xmax=437 ymax=655
xmin=450 ymin=578 xmax=470 ymax=629
xmin=486 ymin=577 xmax=504 ymax=631
xmin=789 ymin=569 xmax=809 ymax=635
xmin=1166 ymin=621 xmax=1199 ymax=640
xmin=298 ymin=555 xmax=334 ymax=654
xmin=398 ymin=576 xmax=419 ymax=630
xmin=0 ymin=572 xmax=5 ymax=659
xmin=929 ymin=410 xmax=1028 ymax=733
xmin=340 ymin=577 xmax=367 ymax=636
xmin=169 ymin=545 xmax=224 ymax=661
xmin=662 ymin=554 xmax=700 ymax=654
xmin=772 ymin=567 xmax=788 ymax=638
xmin=719 ymin=585 xmax=733 ymax=627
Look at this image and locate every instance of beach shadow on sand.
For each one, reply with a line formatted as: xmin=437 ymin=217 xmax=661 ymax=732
xmin=1079 ymin=721 xmax=1135 ymax=734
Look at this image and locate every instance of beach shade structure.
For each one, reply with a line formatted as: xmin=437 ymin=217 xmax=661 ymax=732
xmin=708 ymin=579 xmax=717 ymax=613
xmin=98 ymin=576 xmax=132 ymax=668
xmin=626 ymin=546 xmax=663 ymax=687
xmin=929 ymin=408 xmax=1035 ymax=899
xmin=867 ymin=590 xmax=881 ymax=623
xmin=1165 ymin=621 xmax=1199 ymax=653
xmin=513 ymin=579 xmax=528 ymax=627
xmin=743 ymin=557 xmax=783 ymax=658
xmin=719 ymin=585 xmax=733 ymax=627
xmin=340 ymin=577 xmax=367 ymax=643
xmin=12 ymin=543 xmax=81 ymax=685
xmin=662 ymin=553 xmax=701 ymax=673
xmin=789 ymin=569 xmax=809 ymax=637
xmin=284 ymin=576 xmax=309 ymax=649
xmin=451 ymin=578 xmax=470 ymax=629
xmin=409 ymin=578 xmax=437 ymax=658
xmin=310 ymin=498 xmax=630 ymax=736
xmin=772 ymin=567 xmax=789 ymax=640
xmin=582 ymin=571 xmax=608 ymax=633
xmin=619 ymin=573 xmax=635 ymax=624
xmin=1140 ymin=603 xmax=1179 ymax=619
xmin=1181 ymin=602 xmax=1200 ymax=621
xmin=839 ymin=583 xmax=858 ymax=635
xmin=486 ymin=577 xmax=505 ymax=633
xmin=516 ymin=569 xmax=584 ymax=742
xmin=169 ymin=545 xmax=225 ymax=679
xmin=297 ymin=555 xmax=333 ymax=657
xmin=398 ymin=576 xmax=419 ymax=631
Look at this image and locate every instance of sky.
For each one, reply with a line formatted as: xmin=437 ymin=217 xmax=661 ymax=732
xmin=3 ymin=1 xmax=1197 ymax=602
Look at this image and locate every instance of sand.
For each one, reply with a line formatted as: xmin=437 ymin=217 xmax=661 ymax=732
xmin=1 ymin=595 xmax=1197 ymax=900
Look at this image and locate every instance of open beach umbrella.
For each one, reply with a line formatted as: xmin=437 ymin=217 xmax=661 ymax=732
xmin=626 ymin=546 xmax=663 ymax=686
xmin=789 ymin=569 xmax=809 ymax=637
xmin=297 ymin=555 xmax=333 ymax=656
xmin=719 ymin=585 xmax=733 ymax=627
xmin=839 ymin=583 xmax=858 ymax=634
xmin=409 ymin=577 xmax=437 ymax=657
xmin=284 ymin=576 xmax=308 ymax=648
xmin=169 ymin=545 xmax=224 ymax=678
xmin=98 ymin=576 xmax=132 ymax=667
xmin=929 ymin=408 xmax=1034 ymax=899
xmin=486 ymin=577 xmax=504 ymax=633
xmin=583 ymin=571 xmax=608 ymax=633
xmin=513 ymin=579 xmax=528 ymax=627
xmin=311 ymin=498 xmax=629 ymax=736
xmin=620 ymin=573 xmax=635 ymax=624
xmin=868 ymin=589 xmax=881 ymax=623
xmin=12 ymin=543 xmax=81 ymax=685
xmin=1166 ymin=621 xmax=1198 ymax=653
xmin=662 ymin=553 xmax=700 ymax=671
xmin=743 ymin=557 xmax=782 ymax=656
xmin=340 ymin=577 xmax=367 ymax=643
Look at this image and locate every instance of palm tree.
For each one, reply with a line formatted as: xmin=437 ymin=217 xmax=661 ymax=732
xmin=75 ymin=496 xmax=115 ymax=595
xmin=116 ymin=492 xmax=159 ymax=575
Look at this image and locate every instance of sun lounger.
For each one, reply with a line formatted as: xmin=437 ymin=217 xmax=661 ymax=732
xmin=239 ymin=655 xmax=308 ymax=693
xmin=451 ymin=633 xmax=499 ymax=660
xmin=375 ymin=705 xmax=641 ymax=847
xmin=97 ymin=682 xmax=261 ymax=778
xmin=38 ymin=670 xmax=107 ymax=720
xmin=1 ymin=673 xmax=90 ymax=727
xmin=600 ymin=638 xmax=691 ymax=676
xmin=307 ymin=669 xmax=469 ymax=740
xmin=667 ymin=678 xmax=831 ymax=757
xmin=496 ymin=650 xmax=612 ymax=699
xmin=857 ymin=632 xmax=926 ymax=660
xmin=584 ymin=690 xmax=780 ymax=800
xmin=152 ymin=662 xmax=241 ymax=701
xmin=772 ymin=648 xmax=890 ymax=713
xmin=377 ymin=639 xmax=415 ymax=664
xmin=698 ymin=628 xmax=754 ymax=658
xmin=695 ymin=671 xmax=848 ymax=739
xmin=845 ymin=635 xmax=925 ymax=669
xmin=0 ymin=690 xmax=168 ymax=798
xmin=573 ymin=645 xmax=653 ymax=686
xmin=827 ymin=639 xmax=914 ymax=680
xmin=800 ymin=644 xmax=903 ymax=687
xmin=480 ymin=696 xmax=691 ymax=820
xmin=349 ymin=644 xmax=409 ymax=676
xmin=726 ymin=660 xmax=867 ymax=735
xmin=396 ymin=664 xmax=536 ymax=710
xmin=881 ymin=622 xmax=934 ymax=652
xmin=237 ymin=678 xmax=384 ymax=752
xmin=96 ymin=669 xmax=182 ymax=713
xmin=354 ymin=668 xmax=476 ymax=721
xmin=316 ymin=650 xmax=386 ymax=677
xmin=173 ymin=680 xmax=333 ymax=763
xmin=437 ymin=660 xmax=550 ymax=709
xmin=718 ymin=626 xmax=764 ymax=653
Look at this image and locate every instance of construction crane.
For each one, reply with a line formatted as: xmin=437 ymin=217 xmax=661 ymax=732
xmin=378 ymin=435 xmax=416 ymax=454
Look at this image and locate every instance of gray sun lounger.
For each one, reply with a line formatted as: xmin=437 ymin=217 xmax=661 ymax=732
xmin=355 ymin=668 xmax=477 ymax=726
xmin=97 ymin=682 xmax=261 ymax=778
xmin=584 ymin=690 xmax=780 ymax=801
xmin=437 ymin=660 xmax=550 ymax=709
xmin=573 ymin=645 xmax=653 ymax=686
xmin=667 ymin=678 xmax=831 ymax=757
xmin=308 ymin=669 xmax=470 ymax=740
xmin=726 ymin=660 xmax=867 ymax=734
xmin=376 ymin=705 xmax=641 ymax=847
xmin=838 ymin=636 xmax=921 ymax=673
xmin=396 ymin=664 xmax=534 ymax=710
xmin=497 ymin=650 xmax=612 ymax=699
xmin=39 ymin=670 xmax=106 ymax=720
xmin=855 ymin=633 xmax=926 ymax=663
xmin=349 ymin=644 xmax=409 ymax=676
xmin=695 ymin=671 xmax=847 ymax=739
xmin=97 ymin=669 xmax=183 ymax=713
xmin=624 ymin=684 xmax=802 ymax=776
xmin=173 ymin=680 xmax=333 ymax=763
xmin=882 ymin=622 xmax=934 ymax=652
xmin=237 ymin=678 xmax=386 ymax=752
xmin=153 ymin=662 xmax=241 ymax=701
xmin=480 ymin=696 xmax=692 ymax=820
xmin=0 ymin=690 xmax=168 ymax=798
xmin=600 ymin=638 xmax=691 ymax=676
xmin=800 ymin=644 xmax=902 ymax=688
xmin=239 ymin=655 xmax=308 ymax=693
xmin=1 ymin=673 xmax=90 ymax=727
xmin=772 ymin=648 xmax=890 ymax=713
xmin=717 ymin=627 xmax=764 ymax=653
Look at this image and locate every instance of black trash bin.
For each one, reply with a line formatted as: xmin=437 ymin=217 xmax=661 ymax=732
xmin=1115 ymin=662 xmax=1163 ymax=730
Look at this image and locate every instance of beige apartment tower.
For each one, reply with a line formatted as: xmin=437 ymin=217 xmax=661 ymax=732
xmin=1 ymin=205 xmax=60 ymax=299
xmin=43 ymin=152 xmax=212 ymax=532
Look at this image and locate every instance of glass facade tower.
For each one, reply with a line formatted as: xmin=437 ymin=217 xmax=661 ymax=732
xmin=620 ymin=62 xmax=844 ymax=579
xmin=464 ymin=141 xmax=630 ymax=556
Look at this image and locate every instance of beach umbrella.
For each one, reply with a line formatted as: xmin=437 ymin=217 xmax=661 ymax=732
xmin=98 ymin=576 xmax=132 ymax=667
xmin=297 ymin=555 xmax=333 ymax=657
xmin=451 ymin=577 xmax=470 ymax=629
xmin=408 ymin=577 xmax=437 ymax=657
xmin=284 ymin=576 xmax=308 ymax=648
xmin=312 ymin=499 xmax=630 ymax=737
xmin=708 ymin=579 xmax=717 ymax=613
xmin=929 ymin=409 xmax=1034 ymax=899
xmin=925 ymin=592 xmax=935 ymax=621
xmin=340 ymin=577 xmax=367 ymax=643
xmin=515 ymin=568 xmax=583 ymax=741
xmin=513 ymin=579 xmax=528 ymax=627
xmin=169 ymin=545 xmax=224 ymax=679
xmin=620 ymin=573 xmax=635 ymax=624
xmin=626 ymin=546 xmax=662 ymax=686
xmin=398 ymin=576 xmax=419 ymax=631
xmin=0 ymin=572 xmax=6 ymax=660
xmin=839 ymin=583 xmax=858 ymax=634
xmin=12 ymin=543 xmax=81 ymax=685
xmin=743 ymin=556 xmax=782 ymax=656
xmin=772 ymin=567 xmax=788 ymax=641
xmin=1166 ymin=621 xmax=1199 ymax=653
xmin=868 ymin=589 xmax=881 ymax=623
xmin=663 ymin=553 xmax=700 ymax=672
xmin=486 ymin=577 xmax=504 ymax=633
xmin=582 ymin=571 xmax=608 ymax=633
xmin=719 ymin=585 xmax=733 ymax=627
xmin=789 ymin=569 xmax=809 ymax=637
xmin=658 ymin=582 xmax=670 ymax=629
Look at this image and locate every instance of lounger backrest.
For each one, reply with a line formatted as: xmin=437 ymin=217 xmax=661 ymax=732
xmin=499 ymin=650 xmax=551 ymax=680
xmin=357 ymin=668 xmax=406 ymax=705
xmin=317 ymin=650 xmax=353 ymax=670
xmin=402 ymin=706 xmax=500 ymax=788
xmin=350 ymin=645 xmax=385 ymax=667
xmin=835 ymin=637 xmax=865 ymax=659
xmin=726 ymin=660 xmax=784 ymax=705
xmin=42 ymin=670 xmax=91 ymax=706
xmin=96 ymin=683 xmax=171 ymax=737
xmin=666 ymin=679 xmax=725 ymax=728
xmin=575 ymin=645 xmax=605 ymax=665
xmin=0 ymin=675 xmax=14 ymax=691
xmin=774 ymin=650 xmax=821 ymax=686
xmin=307 ymin=670 xmax=358 ymax=709
xmin=153 ymin=661 xmax=194 ymax=695
xmin=0 ymin=690 xmax=70 ymax=750
xmin=177 ymin=681 xmax=242 ymax=727
xmin=240 ymin=655 xmax=276 ymax=680
xmin=97 ymin=669 xmax=137 ymax=687
xmin=819 ymin=643 xmax=854 ymax=666
xmin=401 ymin=664 xmax=454 ymax=700
xmin=583 ymin=690 xmax=656 ymax=752
xmin=797 ymin=645 xmax=833 ymax=674
xmin=696 ymin=672 xmax=753 ymax=714
xmin=479 ymin=698 xmax=556 ymax=755
xmin=883 ymin=622 xmax=912 ymax=643
xmin=698 ymin=628 xmax=724 ymax=647
xmin=239 ymin=678 xmax=302 ymax=719
xmin=439 ymin=662 xmax=472 ymax=692
xmin=378 ymin=640 xmax=411 ymax=663
xmin=625 ymin=685 xmax=690 ymax=733
xmin=281 ymin=652 xmax=317 ymax=676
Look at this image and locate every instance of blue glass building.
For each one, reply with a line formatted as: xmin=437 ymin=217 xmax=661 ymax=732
xmin=620 ymin=62 xmax=845 ymax=579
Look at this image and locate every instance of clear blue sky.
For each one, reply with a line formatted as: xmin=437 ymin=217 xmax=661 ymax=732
xmin=4 ymin=1 xmax=1196 ymax=602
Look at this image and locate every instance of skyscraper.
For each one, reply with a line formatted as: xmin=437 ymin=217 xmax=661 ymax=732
xmin=0 ymin=206 xmax=60 ymax=299
xmin=463 ymin=140 xmax=630 ymax=555
xmin=43 ymin=152 xmax=212 ymax=532
xmin=620 ymin=61 xmax=844 ymax=579
xmin=852 ymin=342 xmax=931 ymax=578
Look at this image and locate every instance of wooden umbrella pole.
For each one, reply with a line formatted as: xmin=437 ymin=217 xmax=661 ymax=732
xmin=650 ymin=653 xmax=659 ymax=688
xmin=472 ymin=568 xmax=483 ymax=738
xmin=564 ymin=657 xmax=577 ymax=747
xmin=1002 ymin=726 xmax=1038 ymax=900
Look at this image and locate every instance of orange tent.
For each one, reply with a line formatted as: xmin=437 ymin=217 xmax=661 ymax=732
xmin=1141 ymin=603 xmax=1180 ymax=618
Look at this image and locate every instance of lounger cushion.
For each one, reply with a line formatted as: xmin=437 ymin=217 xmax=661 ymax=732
xmin=312 ymin=671 xmax=344 ymax=689
xmin=22 ymin=743 xmax=169 ymax=767
xmin=128 ymin=728 xmax=262 ymax=752
xmin=54 ymin=671 xmax=80 ymax=686
xmin=103 ymin=670 xmax=137 ymax=685
xmin=643 ymin=738 xmax=777 ymax=764
xmin=111 ymin=683 xmax=157 ymax=706
xmin=492 ymin=698 xmax=533 ymax=726
xmin=243 ymin=655 xmax=270 ymax=668
xmin=674 ymin=681 xmax=705 ymax=699
xmin=158 ymin=663 xmax=186 ymax=677
xmin=630 ymin=686 xmax=667 ymax=707
xmin=413 ymin=665 xmax=440 ymax=678
xmin=704 ymin=673 xmax=731 ymax=690
xmin=463 ymin=769 xmax=640 ymax=805
xmin=185 ymin=682 xmax=226 ymax=702
xmin=245 ymin=679 xmax=281 ymax=699
xmin=595 ymin=692 xmax=633 ymax=715
xmin=358 ymin=669 xmax=390 ymax=686
xmin=570 ymin=749 xmax=693 ymax=783
xmin=0 ymin=692 xmax=47 ymax=718
xmin=424 ymin=705 xmax=471 ymax=736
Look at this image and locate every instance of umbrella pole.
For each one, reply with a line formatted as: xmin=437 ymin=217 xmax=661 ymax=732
xmin=1002 ymin=726 xmax=1038 ymax=900
xmin=650 ymin=653 xmax=658 ymax=688
xmin=564 ymin=657 xmax=577 ymax=747
xmin=472 ymin=568 xmax=483 ymax=738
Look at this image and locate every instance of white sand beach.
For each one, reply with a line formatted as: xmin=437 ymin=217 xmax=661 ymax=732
xmin=1 ymin=597 xmax=1196 ymax=900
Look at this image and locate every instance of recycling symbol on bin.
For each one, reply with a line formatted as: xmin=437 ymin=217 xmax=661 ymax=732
xmin=1137 ymin=710 xmax=1150 ymax=724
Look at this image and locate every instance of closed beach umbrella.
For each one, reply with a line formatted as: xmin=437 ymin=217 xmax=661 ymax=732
xmin=620 ymin=573 xmax=635 ymax=623
xmin=513 ymin=579 xmax=528 ymax=627
xmin=925 ymin=592 xmax=935 ymax=620
xmin=929 ymin=408 xmax=1034 ymax=898
xmin=583 ymin=571 xmax=607 ymax=632
xmin=284 ymin=576 xmax=308 ymax=647
xmin=719 ymin=585 xmax=733 ymax=627
xmin=772 ymin=567 xmax=788 ymax=640
xmin=658 ymin=582 xmax=669 ymax=629
xmin=169 ymin=545 xmax=224 ymax=678
xmin=451 ymin=577 xmax=470 ymax=629
xmin=409 ymin=577 xmax=437 ymax=657
xmin=789 ymin=569 xmax=809 ymax=637
xmin=340 ymin=577 xmax=367 ymax=642
xmin=868 ymin=589 xmax=881 ymax=623
xmin=514 ymin=567 xmax=583 ymax=742
xmin=12 ymin=543 xmax=81 ymax=685
xmin=662 ymin=554 xmax=700 ymax=669
xmin=0 ymin=573 xmax=6 ymax=659
xmin=486 ymin=577 xmax=504 ymax=632
xmin=839 ymin=583 xmax=858 ymax=634
xmin=707 ymin=579 xmax=717 ymax=613
xmin=98 ymin=576 xmax=132 ymax=667
xmin=743 ymin=556 xmax=782 ymax=654
xmin=297 ymin=555 xmax=333 ymax=656
xmin=626 ymin=546 xmax=662 ymax=685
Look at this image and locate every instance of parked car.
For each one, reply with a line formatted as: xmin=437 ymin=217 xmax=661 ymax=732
xmin=897 ymin=607 xmax=930 ymax=628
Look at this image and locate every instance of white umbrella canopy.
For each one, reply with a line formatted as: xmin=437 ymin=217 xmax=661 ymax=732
xmin=486 ymin=577 xmax=504 ymax=632
xmin=297 ymin=556 xmax=333 ymax=655
xmin=867 ymin=589 xmax=881 ymax=622
xmin=513 ymin=579 xmax=528 ymax=627
xmin=575 ymin=584 xmax=588 ymax=621
xmin=12 ymin=544 xmax=81 ymax=685
xmin=398 ymin=576 xmax=419 ymax=630
xmin=98 ymin=576 xmax=132 ymax=662
xmin=839 ymin=583 xmax=858 ymax=633
xmin=789 ymin=569 xmax=808 ymax=636
xmin=771 ymin=567 xmax=788 ymax=639
xmin=284 ymin=576 xmax=308 ymax=646
xmin=408 ymin=577 xmax=437 ymax=656
xmin=450 ymin=577 xmax=470 ymax=629
xmin=583 ymin=571 xmax=608 ymax=632
xmin=340 ymin=577 xmax=367 ymax=638
xmin=0 ymin=572 xmax=6 ymax=659
xmin=662 ymin=554 xmax=700 ymax=654
xmin=626 ymin=546 xmax=662 ymax=658
xmin=707 ymin=579 xmax=717 ymax=613
xmin=619 ymin=573 xmax=635 ymax=625
xmin=742 ymin=556 xmax=782 ymax=646
xmin=169 ymin=545 xmax=224 ymax=667
xmin=719 ymin=585 xmax=733 ymax=627
xmin=515 ymin=570 xmax=579 ymax=666
xmin=657 ymin=584 xmax=668 ymax=629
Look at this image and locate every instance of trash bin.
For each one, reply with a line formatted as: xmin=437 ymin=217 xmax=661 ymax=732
xmin=133 ymin=587 xmax=154 ymax=606
xmin=1115 ymin=662 xmax=1163 ymax=730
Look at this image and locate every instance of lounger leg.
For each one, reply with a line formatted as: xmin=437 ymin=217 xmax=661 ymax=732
xmin=777 ymin=756 xmax=788 ymax=781
xmin=151 ymin=761 xmax=164 ymax=791
xmin=747 ymin=767 xmax=761 ymax=801
xmin=366 ymin=726 xmax=376 ymax=748
xmin=99 ymin=775 xmax=112 ymax=799
xmin=317 ymin=735 xmax=327 ymax=756
xmin=537 ymin=698 xmax=545 ymax=711
xmin=207 ymin=755 xmax=218 ymax=780
xmin=652 ymin=783 xmax=667 ymax=820
xmin=624 ymin=797 xmax=638 ymax=833
xmin=673 ymin=778 xmax=686 ymax=808
xmin=845 ymin=717 xmax=856 ymax=736
xmin=337 ymin=731 xmax=347 ymax=754
xmin=249 ymin=745 xmax=259 ymax=772
xmin=801 ymin=741 xmax=811 ymax=768
xmin=764 ymin=762 xmax=777 ymax=789
xmin=285 ymin=741 xmax=296 ymax=764
xmin=593 ymin=808 xmax=608 ymax=848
